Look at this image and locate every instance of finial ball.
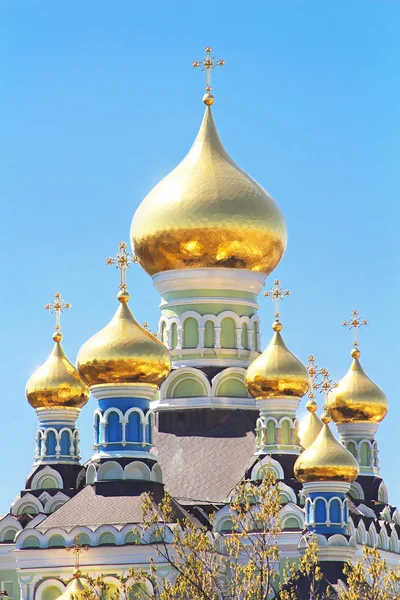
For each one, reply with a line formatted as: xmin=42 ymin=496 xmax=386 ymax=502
xmin=53 ymin=331 xmax=63 ymax=342
xmin=272 ymin=320 xmax=283 ymax=332
xmin=321 ymin=411 xmax=331 ymax=424
xmin=73 ymin=568 xmax=82 ymax=579
xmin=118 ymin=290 xmax=130 ymax=303
xmin=351 ymin=347 xmax=361 ymax=359
xmin=306 ymin=399 xmax=318 ymax=413
xmin=203 ymin=92 xmax=215 ymax=106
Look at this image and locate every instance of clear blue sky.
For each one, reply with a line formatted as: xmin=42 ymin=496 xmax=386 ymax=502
xmin=0 ymin=1 xmax=398 ymax=513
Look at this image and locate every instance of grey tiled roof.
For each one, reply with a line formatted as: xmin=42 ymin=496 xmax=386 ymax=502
xmin=36 ymin=485 xmax=145 ymax=531
xmin=154 ymin=409 xmax=257 ymax=503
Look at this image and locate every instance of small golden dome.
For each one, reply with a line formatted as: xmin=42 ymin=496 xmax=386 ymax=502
xmin=245 ymin=323 xmax=309 ymax=399
xmin=26 ymin=338 xmax=89 ymax=410
xmin=77 ymin=297 xmax=171 ymax=388
xmin=326 ymin=353 xmax=388 ymax=424
xmin=294 ymin=422 xmax=359 ymax=483
xmin=298 ymin=402 xmax=323 ymax=449
xmin=131 ymin=106 xmax=287 ymax=276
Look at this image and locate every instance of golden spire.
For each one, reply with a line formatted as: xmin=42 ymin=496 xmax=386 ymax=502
xmin=325 ymin=310 xmax=387 ymax=423
xmin=192 ymin=46 xmax=225 ymax=105
xmin=44 ymin=292 xmax=71 ymax=342
xmin=342 ymin=309 xmax=368 ymax=359
xmin=66 ymin=535 xmax=89 ymax=578
xmin=77 ymin=244 xmax=171 ymax=388
xmin=106 ymin=242 xmax=137 ymax=304
xmin=245 ymin=281 xmax=309 ymax=400
xmin=26 ymin=294 xmax=89 ymax=410
xmin=298 ymin=356 xmax=323 ymax=449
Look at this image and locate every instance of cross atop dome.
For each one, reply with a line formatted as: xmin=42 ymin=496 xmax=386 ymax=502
xmin=342 ymin=309 xmax=368 ymax=357
xmin=106 ymin=241 xmax=137 ymax=303
xmin=192 ymin=46 xmax=225 ymax=105
xmin=44 ymin=292 xmax=71 ymax=342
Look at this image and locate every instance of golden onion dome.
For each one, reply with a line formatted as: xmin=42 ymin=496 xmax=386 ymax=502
xmin=294 ymin=413 xmax=359 ymax=483
xmin=26 ymin=332 xmax=89 ymax=410
xmin=326 ymin=348 xmax=388 ymax=424
xmin=131 ymin=105 xmax=287 ymax=276
xmin=298 ymin=400 xmax=323 ymax=450
xmin=56 ymin=571 xmax=85 ymax=600
xmin=245 ymin=321 xmax=310 ymax=399
xmin=76 ymin=291 xmax=171 ymax=388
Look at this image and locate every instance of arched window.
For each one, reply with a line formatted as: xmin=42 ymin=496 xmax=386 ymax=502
xmin=283 ymin=517 xmax=301 ymax=529
xmin=76 ymin=533 xmax=91 ymax=546
xmin=60 ymin=430 xmax=71 ymax=456
xmin=48 ymin=534 xmax=66 ymax=548
xmin=221 ymin=318 xmax=236 ymax=349
xmin=126 ymin=412 xmax=141 ymax=443
xmin=22 ymin=535 xmax=40 ymax=549
xmin=204 ymin=321 xmax=215 ymax=348
xmin=161 ymin=321 xmax=167 ymax=346
xmin=266 ymin=420 xmax=276 ymax=445
xmin=183 ymin=317 xmax=199 ymax=349
xmin=330 ymin=499 xmax=342 ymax=523
xmin=315 ymin=499 xmax=327 ymax=524
xmin=281 ymin=421 xmax=290 ymax=445
xmin=124 ymin=531 xmax=139 ymax=545
xmin=217 ymin=378 xmax=247 ymax=398
xmin=241 ymin=323 xmax=248 ymax=349
xmin=171 ymin=323 xmax=178 ymax=350
xmin=347 ymin=441 xmax=357 ymax=459
xmin=360 ymin=441 xmax=371 ymax=467
xmin=98 ymin=532 xmax=116 ymax=546
xmin=106 ymin=412 xmax=122 ymax=443
xmin=46 ymin=431 xmax=57 ymax=456
xmin=173 ymin=378 xmax=204 ymax=398
xmin=39 ymin=477 xmax=58 ymax=490
xmin=252 ymin=322 xmax=259 ymax=350
xmin=2 ymin=529 xmax=17 ymax=542
xmin=20 ymin=504 xmax=39 ymax=515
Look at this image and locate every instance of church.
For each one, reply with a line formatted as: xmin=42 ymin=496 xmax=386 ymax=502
xmin=0 ymin=48 xmax=397 ymax=599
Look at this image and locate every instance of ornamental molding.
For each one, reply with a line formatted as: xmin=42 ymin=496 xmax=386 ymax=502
xmin=160 ymin=296 xmax=259 ymax=310
xmin=153 ymin=268 xmax=266 ymax=295
xmin=336 ymin=422 xmax=379 ymax=439
xmin=90 ymin=384 xmax=157 ymax=401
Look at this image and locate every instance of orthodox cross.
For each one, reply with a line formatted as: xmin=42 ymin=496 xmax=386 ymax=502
xmin=342 ymin=309 xmax=368 ymax=348
xmin=264 ymin=280 xmax=290 ymax=320
xmin=307 ymin=355 xmax=320 ymax=405
xmin=106 ymin=242 xmax=136 ymax=291
xmin=45 ymin=292 xmax=71 ymax=341
xmin=319 ymin=367 xmax=338 ymax=410
xmin=192 ymin=46 xmax=225 ymax=92
xmin=66 ymin=535 xmax=88 ymax=571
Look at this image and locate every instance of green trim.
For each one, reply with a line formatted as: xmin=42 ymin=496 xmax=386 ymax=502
xmin=162 ymin=304 xmax=255 ymax=318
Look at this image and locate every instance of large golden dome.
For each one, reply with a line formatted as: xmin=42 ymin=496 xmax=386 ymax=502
xmin=77 ymin=293 xmax=171 ymax=388
xmin=294 ymin=415 xmax=359 ymax=483
xmin=131 ymin=106 xmax=287 ymax=276
xmin=326 ymin=350 xmax=388 ymax=424
xmin=26 ymin=336 xmax=89 ymax=410
xmin=245 ymin=322 xmax=309 ymax=399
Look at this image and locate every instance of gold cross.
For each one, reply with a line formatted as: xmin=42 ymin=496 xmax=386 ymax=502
xmin=44 ymin=292 xmax=71 ymax=341
xmin=342 ymin=309 xmax=368 ymax=348
xmin=318 ymin=368 xmax=338 ymax=423
xmin=106 ymin=242 xmax=137 ymax=291
xmin=66 ymin=535 xmax=88 ymax=572
xmin=192 ymin=46 xmax=225 ymax=92
xmin=264 ymin=280 xmax=290 ymax=319
xmin=307 ymin=355 xmax=320 ymax=403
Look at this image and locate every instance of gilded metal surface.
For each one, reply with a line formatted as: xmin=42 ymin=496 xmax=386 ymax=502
xmin=294 ymin=423 xmax=359 ymax=483
xmin=299 ymin=408 xmax=323 ymax=450
xmin=77 ymin=301 xmax=171 ymax=388
xmin=326 ymin=356 xmax=388 ymax=423
xmin=131 ymin=106 xmax=287 ymax=276
xmin=44 ymin=292 xmax=71 ymax=340
xmin=56 ymin=573 xmax=85 ymax=600
xmin=245 ymin=327 xmax=309 ymax=399
xmin=26 ymin=341 xmax=89 ymax=409
xmin=192 ymin=46 xmax=225 ymax=94
xmin=264 ymin=280 xmax=290 ymax=319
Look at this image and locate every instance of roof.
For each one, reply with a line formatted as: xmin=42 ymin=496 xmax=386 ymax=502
xmin=36 ymin=485 xmax=145 ymax=531
xmin=154 ymin=408 xmax=257 ymax=503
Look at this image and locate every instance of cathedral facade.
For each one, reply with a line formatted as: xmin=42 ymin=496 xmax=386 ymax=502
xmin=0 ymin=50 xmax=397 ymax=600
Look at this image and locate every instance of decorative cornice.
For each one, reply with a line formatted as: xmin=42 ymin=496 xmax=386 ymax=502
xmin=35 ymin=408 xmax=80 ymax=423
xmin=336 ymin=422 xmax=379 ymax=439
xmin=152 ymin=395 xmax=257 ymax=411
xmin=303 ymin=481 xmax=351 ymax=495
xmin=153 ymin=268 xmax=266 ymax=295
xmin=160 ymin=297 xmax=259 ymax=310
xmin=90 ymin=384 xmax=158 ymax=401
xmin=256 ymin=398 xmax=301 ymax=417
